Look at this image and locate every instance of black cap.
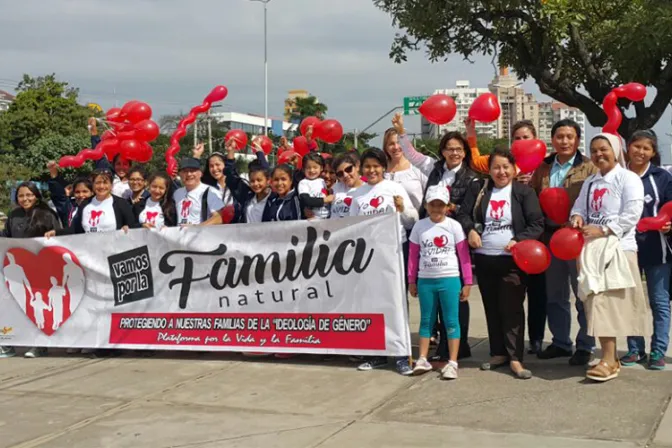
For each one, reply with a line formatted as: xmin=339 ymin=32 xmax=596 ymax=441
xmin=179 ymin=157 xmax=201 ymax=171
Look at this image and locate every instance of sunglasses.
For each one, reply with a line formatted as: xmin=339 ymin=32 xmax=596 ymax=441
xmin=336 ymin=165 xmax=355 ymax=178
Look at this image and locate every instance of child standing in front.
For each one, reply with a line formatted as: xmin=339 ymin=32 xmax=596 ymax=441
xmin=408 ymin=186 xmax=472 ymax=379
xmin=297 ymin=153 xmax=333 ymax=219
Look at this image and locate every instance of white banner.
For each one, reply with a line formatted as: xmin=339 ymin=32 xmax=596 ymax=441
xmin=0 ymin=214 xmax=411 ymax=356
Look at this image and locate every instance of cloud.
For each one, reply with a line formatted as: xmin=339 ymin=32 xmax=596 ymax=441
xmin=1 ymin=0 xmax=670 ymax=151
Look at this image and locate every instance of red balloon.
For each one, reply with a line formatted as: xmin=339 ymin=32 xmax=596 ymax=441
xmin=121 ymin=101 xmax=152 ymax=124
xmin=468 ymin=93 xmax=501 ymax=122
xmin=225 ymin=129 xmax=248 ymax=150
xmin=58 ymin=155 xmax=85 ymax=169
xmin=550 ymin=228 xmax=585 ymax=261
xmin=418 ymin=94 xmax=457 ymax=125
xmin=615 ymin=83 xmax=646 ymax=102
xmin=602 ymin=92 xmax=621 ymax=134
xmin=205 ymin=85 xmax=228 ymax=104
xmin=116 ymin=128 xmax=137 ymax=141
xmin=132 ymin=142 xmax=153 ymax=163
xmin=134 ymin=120 xmax=160 ymax=142
xmin=257 ymin=135 xmax=273 ymax=155
xmin=101 ymin=130 xmax=115 ymax=141
xmin=320 ymin=152 xmax=332 ymax=159
xmin=120 ymin=139 xmax=143 ymax=159
xmin=278 ymin=150 xmax=302 ymax=169
xmin=219 ymin=205 xmax=236 ymax=224
xmin=100 ymin=138 xmax=121 ymax=160
xmin=319 ymin=119 xmax=344 ymax=144
xmin=105 ymin=107 xmax=123 ymax=123
xmin=293 ymin=136 xmax=310 ymax=156
xmin=538 ymin=187 xmax=570 ymax=226
xmin=511 ymin=240 xmax=551 ymax=274
xmin=511 ymin=139 xmax=547 ymax=174
xmin=637 ymin=214 xmax=669 ymax=232
xmin=659 ymin=201 xmax=672 ymax=218
xmin=300 ymin=116 xmax=321 ymax=136
xmin=191 ymin=104 xmax=211 ymax=115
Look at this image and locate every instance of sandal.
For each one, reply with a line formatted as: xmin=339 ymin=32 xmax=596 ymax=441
xmin=586 ymin=360 xmax=620 ymax=382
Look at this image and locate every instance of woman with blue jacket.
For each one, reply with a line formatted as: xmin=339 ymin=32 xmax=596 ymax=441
xmin=623 ymin=130 xmax=672 ymax=370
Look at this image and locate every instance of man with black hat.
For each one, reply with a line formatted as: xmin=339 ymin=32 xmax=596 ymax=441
xmin=173 ymin=157 xmax=224 ymax=225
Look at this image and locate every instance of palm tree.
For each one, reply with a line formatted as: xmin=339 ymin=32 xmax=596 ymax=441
xmin=290 ymin=96 xmax=328 ymax=122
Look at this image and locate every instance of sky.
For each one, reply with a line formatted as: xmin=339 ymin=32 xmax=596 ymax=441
xmin=1 ymin=0 xmax=671 ymax=149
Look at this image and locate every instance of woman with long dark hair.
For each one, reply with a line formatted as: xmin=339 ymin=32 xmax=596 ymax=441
xmin=134 ymin=172 xmax=177 ymax=229
xmin=0 ymin=182 xmax=61 ymax=359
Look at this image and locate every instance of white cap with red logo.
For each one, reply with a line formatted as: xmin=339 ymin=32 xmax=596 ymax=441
xmin=425 ymin=185 xmax=450 ymax=205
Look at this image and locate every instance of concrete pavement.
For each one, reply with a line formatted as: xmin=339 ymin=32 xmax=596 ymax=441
xmin=1 ymin=287 xmax=671 ymax=448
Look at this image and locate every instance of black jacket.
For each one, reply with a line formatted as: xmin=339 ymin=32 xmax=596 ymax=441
xmin=420 ymin=161 xmax=479 ymax=219
xmin=2 ymin=206 xmax=61 ymax=238
xmin=223 ymin=151 xmax=271 ymax=224
xmin=456 ymin=179 xmax=544 ymax=242
xmin=262 ymin=190 xmax=302 ymax=222
xmin=636 ymin=164 xmax=672 ymax=267
xmin=58 ymin=195 xmax=137 ymax=235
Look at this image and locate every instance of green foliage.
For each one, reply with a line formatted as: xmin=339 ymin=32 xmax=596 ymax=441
xmin=24 ymin=132 xmax=91 ymax=175
xmin=0 ymin=74 xmax=93 ymax=154
xmin=475 ymin=136 xmax=509 ymax=155
xmin=0 ymin=156 xmax=37 ymax=213
xmin=374 ymin=0 xmax=672 ymax=136
xmin=290 ymin=96 xmax=328 ymax=122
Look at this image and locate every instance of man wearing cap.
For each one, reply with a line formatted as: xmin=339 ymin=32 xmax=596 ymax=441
xmin=173 ymin=157 xmax=224 ymax=226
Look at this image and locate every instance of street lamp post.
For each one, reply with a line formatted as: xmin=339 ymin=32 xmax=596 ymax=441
xmin=250 ymin=0 xmax=271 ymax=136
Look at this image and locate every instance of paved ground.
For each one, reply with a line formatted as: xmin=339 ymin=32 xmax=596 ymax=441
xmin=1 ymin=287 xmax=671 ymax=448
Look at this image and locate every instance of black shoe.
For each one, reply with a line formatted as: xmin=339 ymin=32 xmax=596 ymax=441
xmin=537 ymin=344 xmax=572 ymax=359
xmin=528 ymin=340 xmax=543 ymax=355
xmin=457 ymin=345 xmax=472 ymax=360
xmin=569 ymin=349 xmax=593 ymax=366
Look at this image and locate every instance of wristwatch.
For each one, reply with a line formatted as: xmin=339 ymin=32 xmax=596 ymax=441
xmin=601 ymin=225 xmax=610 ymax=236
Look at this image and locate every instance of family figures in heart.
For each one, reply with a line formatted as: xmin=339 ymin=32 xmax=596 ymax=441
xmin=4 ymin=253 xmax=83 ymax=331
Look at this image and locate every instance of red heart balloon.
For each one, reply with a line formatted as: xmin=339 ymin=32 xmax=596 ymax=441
xmin=225 ymin=129 xmax=248 ymax=150
xmin=511 ymin=139 xmax=547 ymax=174
xmin=468 ymin=93 xmax=501 ymax=122
xmin=550 ymin=228 xmax=584 ymax=261
xmin=293 ymin=136 xmax=310 ymax=156
xmin=538 ymin=187 xmax=570 ymax=226
xmin=300 ymin=116 xmax=321 ymax=136
xmin=219 ymin=205 xmax=236 ymax=224
xmin=511 ymin=240 xmax=551 ymax=274
xmin=418 ymin=94 xmax=457 ymax=125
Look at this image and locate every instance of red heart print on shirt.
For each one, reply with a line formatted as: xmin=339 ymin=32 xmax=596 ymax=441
xmin=591 ymin=188 xmax=609 ymax=212
xmin=181 ymin=200 xmax=192 ymax=218
xmin=433 ymin=235 xmax=449 ymax=248
xmin=3 ymin=247 xmax=85 ymax=336
xmin=369 ymin=196 xmax=384 ymax=208
xmin=321 ymin=188 xmax=328 ymax=195
xmin=489 ymin=200 xmax=507 ymax=220
xmin=146 ymin=211 xmax=159 ymax=224
xmin=344 ymin=197 xmax=352 ymax=207
xmin=89 ymin=210 xmax=103 ymax=227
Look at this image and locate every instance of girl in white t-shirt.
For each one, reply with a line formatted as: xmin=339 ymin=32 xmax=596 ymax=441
xmin=135 ymin=173 xmax=177 ymax=230
xmin=408 ymin=185 xmax=473 ymax=379
xmin=298 ymin=152 xmax=333 ymax=219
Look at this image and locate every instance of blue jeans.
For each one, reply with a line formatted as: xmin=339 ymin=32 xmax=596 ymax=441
xmin=545 ymin=254 xmax=595 ymax=352
xmin=627 ymin=264 xmax=671 ymax=355
xmin=418 ymin=277 xmax=461 ymax=340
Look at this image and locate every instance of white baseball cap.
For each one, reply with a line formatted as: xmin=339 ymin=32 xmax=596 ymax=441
xmin=425 ymin=185 xmax=450 ymax=205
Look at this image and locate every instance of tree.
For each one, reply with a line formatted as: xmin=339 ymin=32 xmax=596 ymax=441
xmin=0 ymin=74 xmax=93 ymax=153
xmin=0 ymin=156 xmax=36 ymax=214
xmin=290 ymin=96 xmax=328 ymax=122
xmin=23 ymin=132 xmax=91 ymax=175
xmin=374 ymin=0 xmax=672 ymax=138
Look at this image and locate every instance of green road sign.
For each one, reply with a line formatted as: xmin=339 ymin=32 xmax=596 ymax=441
xmin=403 ymin=96 xmax=428 ymax=115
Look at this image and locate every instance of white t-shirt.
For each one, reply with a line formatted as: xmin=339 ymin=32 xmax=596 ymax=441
xmin=385 ymin=165 xmax=428 ymax=211
xmin=349 ymin=179 xmax=419 ymax=242
xmin=112 ymin=177 xmax=130 ymax=198
xmin=174 ymin=183 xmax=224 ymax=225
xmin=81 ymin=197 xmax=117 ymax=233
xmin=330 ymin=182 xmax=358 ymax=220
xmin=139 ymin=199 xmax=165 ymax=230
xmin=246 ymin=191 xmax=271 ymax=223
xmin=298 ymin=178 xmax=330 ymax=219
xmin=570 ymin=164 xmax=644 ymax=252
xmin=476 ymin=184 xmax=515 ymax=256
xmin=409 ymin=217 xmax=465 ymax=279
xmin=213 ymin=183 xmax=234 ymax=208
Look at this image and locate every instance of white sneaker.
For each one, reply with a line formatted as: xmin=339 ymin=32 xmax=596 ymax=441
xmin=413 ymin=357 xmax=433 ymax=375
xmin=24 ymin=347 xmax=47 ymax=358
xmin=441 ymin=362 xmax=458 ymax=380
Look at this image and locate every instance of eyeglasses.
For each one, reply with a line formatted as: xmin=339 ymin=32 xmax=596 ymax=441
xmin=336 ymin=165 xmax=355 ymax=178
xmin=129 ymin=177 xmax=145 ymax=183
xmin=443 ymin=147 xmax=465 ymax=154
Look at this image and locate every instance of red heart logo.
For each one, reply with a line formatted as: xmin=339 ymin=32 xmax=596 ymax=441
xmin=344 ymin=197 xmax=352 ymax=207
xmin=321 ymin=188 xmax=328 ymax=195
xmin=146 ymin=211 xmax=159 ymax=224
xmin=511 ymin=139 xmax=547 ymax=174
xmin=3 ymin=247 xmax=85 ymax=336
xmin=369 ymin=196 xmax=383 ymax=209
xmin=433 ymin=235 xmax=448 ymax=248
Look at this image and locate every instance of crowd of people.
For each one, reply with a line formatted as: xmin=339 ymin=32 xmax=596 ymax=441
xmin=0 ymin=114 xmax=668 ymax=384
